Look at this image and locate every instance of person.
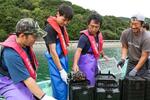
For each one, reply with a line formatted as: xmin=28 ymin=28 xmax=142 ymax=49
xmin=143 ymin=23 xmax=150 ymax=73
xmin=0 ymin=18 xmax=56 ymax=100
xmin=43 ymin=4 xmax=74 ymax=100
xmin=72 ymin=12 xmax=109 ymax=86
xmin=143 ymin=22 xmax=150 ymax=31
xmin=117 ymin=14 xmax=150 ymax=77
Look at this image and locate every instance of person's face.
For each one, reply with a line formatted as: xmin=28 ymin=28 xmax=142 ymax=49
xmin=88 ymin=20 xmax=100 ymax=35
xmin=130 ymin=20 xmax=142 ymax=33
xmin=21 ymin=33 xmax=37 ymax=47
xmin=56 ymin=12 xmax=70 ymax=26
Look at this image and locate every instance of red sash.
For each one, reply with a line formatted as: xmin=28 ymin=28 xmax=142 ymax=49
xmin=0 ymin=35 xmax=38 ymax=79
xmin=47 ymin=16 xmax=70 ymax=56
xmin=81 ymin=30 xmax=103 ymax=59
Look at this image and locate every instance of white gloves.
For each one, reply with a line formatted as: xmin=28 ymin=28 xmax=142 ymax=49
xmin=41 ymin=94 xmax=56 ymax=100
xmin=59 ymin=69 xmax=68 ymax=84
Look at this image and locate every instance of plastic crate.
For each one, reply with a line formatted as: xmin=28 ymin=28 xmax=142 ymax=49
xmin=121 ymin=77 xmax=145 ymax=100
xmin=69 ymin=85 xmax=95 ymax=100
xmin=95 ymin=88 xmax=120 ymax=100
xmin=97 ymin=57 xmax=122 ymax=80
xmin=143 ymin=77 xmax=150 ymax=100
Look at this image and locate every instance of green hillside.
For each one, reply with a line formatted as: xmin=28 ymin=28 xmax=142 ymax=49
xmin=0 ymin=0 xmax=149 ymax=41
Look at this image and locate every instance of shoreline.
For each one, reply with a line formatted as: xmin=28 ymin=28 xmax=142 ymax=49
xmin=33 ymin=40 xmax=121 ymax=51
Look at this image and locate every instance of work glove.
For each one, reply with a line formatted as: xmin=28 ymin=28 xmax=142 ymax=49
xmin=129 ymin=68 xmax=137 ymax=77
xmin=41 ymin=94 xmax=56 ymax=100
xmin=59 ymin=69 xmax=68 ymax=84
xmin=117 ymin=59 xmax=125 ymax=68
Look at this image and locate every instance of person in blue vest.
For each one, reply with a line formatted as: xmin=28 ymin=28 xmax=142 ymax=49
xmin=43 ymin=4 xmax=74 ymax=100
xmin=72 ymin=12 xmax=109 ymax=86
xmin=0 ymin=18 xmax=56 ymax=100
xmin=117 ymin=14 xmax=150 ymax=77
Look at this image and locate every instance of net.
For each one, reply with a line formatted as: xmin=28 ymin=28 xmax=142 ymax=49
xmin=97 ymin=57 xmax=122 ymax=80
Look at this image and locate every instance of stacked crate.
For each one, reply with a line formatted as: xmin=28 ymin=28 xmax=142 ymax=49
xmin=121 ymin=77 xmax=145 ymax=100
xmin=68 ymin=74 xmax=95 ymax=100
xmin=143 ymin=76 xmax=150 ymax=100
xmin=95 ymin=73 xmax=120 ymax=100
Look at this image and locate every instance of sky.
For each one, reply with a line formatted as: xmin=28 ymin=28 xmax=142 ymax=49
xmin=66 ymin=0 xmax=150 ymax=18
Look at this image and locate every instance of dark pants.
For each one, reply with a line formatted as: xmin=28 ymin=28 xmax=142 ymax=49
xmin=148 ymin=58 xmax=150 ymax=69
xmin=126 ymin=59 xmax=150 ymax=77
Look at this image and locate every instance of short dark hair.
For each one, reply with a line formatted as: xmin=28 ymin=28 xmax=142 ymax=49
xmin=143 ymin=23 xmax=150 ymax=30
xmin=87 ymin=11 xmax=103 ymax=26
xmin=58 ymin=4 xmax=74 ymax=20
xmin=16 ymin=32 xmax=34 ymax=37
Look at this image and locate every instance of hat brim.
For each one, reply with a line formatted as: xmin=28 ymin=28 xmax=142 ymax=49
xmin=35 ymin=28 xmax=48 ymax=37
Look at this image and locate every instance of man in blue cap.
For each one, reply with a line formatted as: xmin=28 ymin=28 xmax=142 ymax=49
xmin=117 ymin=14 xmax=150 ymax=77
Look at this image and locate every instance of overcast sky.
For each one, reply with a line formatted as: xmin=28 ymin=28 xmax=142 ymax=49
xmin=66 ymin=0 xmax=150 ymax=18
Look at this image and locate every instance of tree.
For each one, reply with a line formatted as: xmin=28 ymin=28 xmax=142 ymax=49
xmin=0 ymin=0 xmax=142 ymax=41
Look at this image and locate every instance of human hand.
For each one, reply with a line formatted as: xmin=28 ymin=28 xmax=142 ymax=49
xmin=59 ymin=69 xmax=68 ymax=84
xmin=129 ymin=68 xmax=137 ymax=77
xmin=41 ymin=94 xmax=56 ymax=100
xmin=72 ymin=64 xmax=79 ymax=73
xmin=117 ymin=59 xmax=125 ymax=68
xmin=103 ymin=55 xmax=109 ymax=61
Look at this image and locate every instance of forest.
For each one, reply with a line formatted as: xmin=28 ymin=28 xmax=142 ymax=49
xmin=0 ymin=0 xmax=150 ymax=41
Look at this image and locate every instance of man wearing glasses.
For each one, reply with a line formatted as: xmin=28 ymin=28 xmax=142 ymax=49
xmin=73 ymin=12 xmax=109 ymax=86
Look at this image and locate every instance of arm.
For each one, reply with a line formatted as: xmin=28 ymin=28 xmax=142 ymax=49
xmin=121 ymin=43 xmax=128 ymax=60
xmin=44 ymin=25 xmax=68 ymax=84
xmin=120 ymin=29 xmax=128 ymax=60
xmin=101 ymin=51 xmax=109 ymax=61
xmin=117 ymin=43 xmax=128 ymax=67
xmin=49 ymin=43 xmax=68 ymax=84
xmin=44 ymin=24 xmax=62 ymax=70
xmin=129 ymin=50 xmax=149 ymax=76
xmin=3 ymin=48 xmax=55 ymax=99
xmin=135 ymin=38 xmax=150 ymax=70
xmin=48 ymin=43 xmax=62 ymax=70
xmin=24 ymin=77 xmax=56 ymax=100
xmin=23 ymin=77 xmax=45 ymax=99
xmin=99 ymin=33 xmax=109 ymax=60
xmin=72 ymin=34 xmax=87 ymax=72
xmin=135 ymin=51 xmax=149 ymax=71
xmin=72 ymin=48 xmax=82 ymax=72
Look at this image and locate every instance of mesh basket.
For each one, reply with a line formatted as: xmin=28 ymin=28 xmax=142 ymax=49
xmin=97 ymin=57 xmax=122 ymax=80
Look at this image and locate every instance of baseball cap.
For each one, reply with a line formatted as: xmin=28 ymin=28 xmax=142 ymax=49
xmin=16 ymin=18 xmax=47 ymax=37
xmin=131 ymin=14 xmax=145 ymax=22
